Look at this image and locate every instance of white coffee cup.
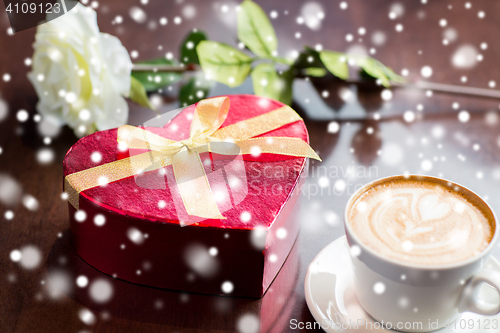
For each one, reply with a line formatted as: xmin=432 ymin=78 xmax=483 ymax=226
xmin=344 ymin=175 xmax=500 ymax=332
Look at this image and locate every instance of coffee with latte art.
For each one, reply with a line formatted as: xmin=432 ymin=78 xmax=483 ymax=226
xmin=348 ymin=178 xmax=495 ymax=265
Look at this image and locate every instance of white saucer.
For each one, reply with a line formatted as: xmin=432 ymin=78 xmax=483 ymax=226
xmin=304 ymin=236 xmax=500 ymax=333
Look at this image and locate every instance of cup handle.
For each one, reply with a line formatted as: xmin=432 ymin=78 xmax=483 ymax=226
xmin=458 ymin=270 xmax=500 ymax=316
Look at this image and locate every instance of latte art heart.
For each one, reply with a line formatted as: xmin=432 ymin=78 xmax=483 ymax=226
xmin=418 ymin=194 xmax=451 ymax=222
xmin=349 ymin=178 xmax=494 ymax=265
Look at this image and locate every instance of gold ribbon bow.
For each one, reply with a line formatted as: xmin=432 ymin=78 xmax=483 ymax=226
xmin=64 ymin=97 xmax=320 ymax=219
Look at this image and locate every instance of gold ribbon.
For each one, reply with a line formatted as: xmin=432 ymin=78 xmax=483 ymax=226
xmin=64 ymin=97 xmax=321 ymax=219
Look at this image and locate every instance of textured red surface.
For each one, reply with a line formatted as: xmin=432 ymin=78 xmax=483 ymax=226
xmin=62 ymin=94 xmax=309 ymax=297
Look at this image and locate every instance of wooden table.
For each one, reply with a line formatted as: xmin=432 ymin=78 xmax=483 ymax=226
xmin=1 ymin=0 xmax=500 ymax=332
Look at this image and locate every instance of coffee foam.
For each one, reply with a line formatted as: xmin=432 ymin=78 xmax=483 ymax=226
xmin=348 ymin=178 xmax=494 ymax=265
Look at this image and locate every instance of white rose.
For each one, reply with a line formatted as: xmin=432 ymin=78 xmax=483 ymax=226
xmin=28 ymin=3 xmax=132 ymax=137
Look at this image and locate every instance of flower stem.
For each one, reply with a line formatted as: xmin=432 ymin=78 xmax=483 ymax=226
xmin=131 ymin=63 xmax=199 ymax=73
xmin=345 ymin=79 xmax=500 ymax=100
xmin=132 ymin=63 xmax=500 ymax=100
xmin=404 ymin=81 xmax=500 ymax=99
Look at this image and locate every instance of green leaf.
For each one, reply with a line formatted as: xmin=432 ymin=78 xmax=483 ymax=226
xmin=131 ymin=57 xmax=182 ymax=92
xmin=293 ymin=47 xmax=324 ymax=69
xmin=179 ymin=73 xmax=214 ymax=107
xmin=237 ymin=0 xmax=277 ymax=58
xmin=129 ymin=76 xmax=155 ymax=110
xmin=358 ymin=57 xmax=390 ymax=87
xmin=273 ymin=56 xmax=294 ymax=66
xmin=352 ymin=56 xmax=404 ymax=87
xmin=251 ymin=63 xmax=293 ymax=105
xmin=197 ymin=41 xmax=253 ymax=87
xmin=180 ymin=30 xmax=208 ymax=65
xmin=378 ymin=62 xmax=405 ymax=84
xmin=292 ymin=48 xmax=327 ymax=77
xmin=304 ymin=67 xmax=328 ymax=77
xmin=319 ymin=51 xmax=349 ymax=80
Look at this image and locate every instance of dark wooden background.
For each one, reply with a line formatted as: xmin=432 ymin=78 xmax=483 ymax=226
xmin=1 ymin=0 xmax=500 ymax=332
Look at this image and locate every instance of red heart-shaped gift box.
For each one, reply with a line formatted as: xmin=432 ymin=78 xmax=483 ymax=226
xmin=63 ymin=94 xmax=310 ymax=297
